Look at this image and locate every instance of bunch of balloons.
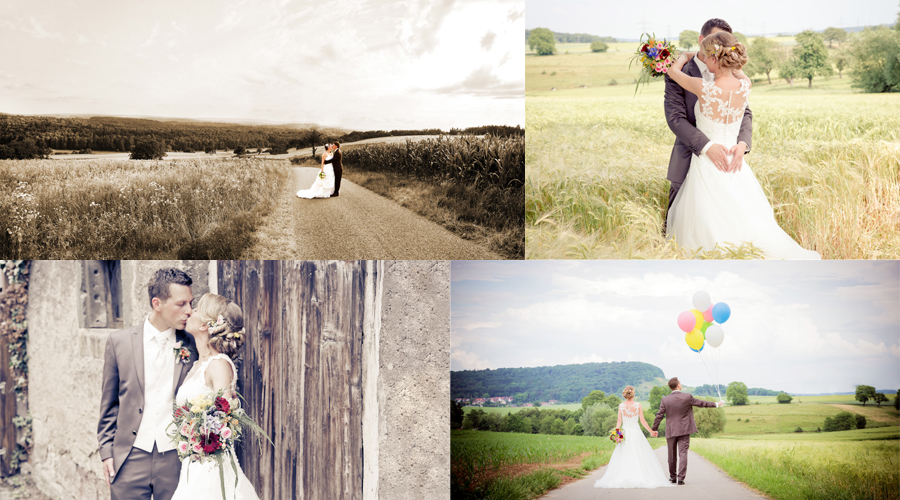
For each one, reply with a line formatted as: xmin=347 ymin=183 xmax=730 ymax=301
xmin=676 ymin=291 xmax=730 ymax=352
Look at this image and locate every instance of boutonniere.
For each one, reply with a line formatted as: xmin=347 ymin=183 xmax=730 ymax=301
xmin=173 ymin=341 xmax=192 ymax=364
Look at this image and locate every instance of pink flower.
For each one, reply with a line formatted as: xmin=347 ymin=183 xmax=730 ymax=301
xmin=221 ymin=427 xmax=233 ymax=440
xmin=662 ymin=67 xmax=668 ymax=73
xmin=177 ymin=442 xmax=189 ymax=453
xmin=190 ymin=436 xmax=198 ymax=444
xmin=657 ymin=42 xmax=663 ymax=49
xmin=180 ymin=423 xmax=192 ymax=437
xmin=192 ymin=443 xmax=203 ymax=453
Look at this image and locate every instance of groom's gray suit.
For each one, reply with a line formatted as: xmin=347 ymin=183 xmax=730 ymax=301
xmin=98 ymin=324 xmax=197 ymax=500
xmin=664 ymin=57 xmax=753 ymax=211
xmin=651 ymin=390 xmax=718 ymax=482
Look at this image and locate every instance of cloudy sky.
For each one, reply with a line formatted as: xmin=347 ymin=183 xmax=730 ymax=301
xmin=0 ymin=0 xmax=524 ymax=130
xmin=526 ymin=0 xmax=899 ymax=41
xmin=452 ymin=261 xmax=900 ymax=395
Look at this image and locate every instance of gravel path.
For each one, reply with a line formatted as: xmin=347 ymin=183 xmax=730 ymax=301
xmin=245 ymin=166 xmax=499 ymax=259
xmin=540 ymin=446 xmax=768 ymax=500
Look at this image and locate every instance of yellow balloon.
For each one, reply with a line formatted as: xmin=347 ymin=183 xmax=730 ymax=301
xmin=690 ymin=310 xmax=704 ymax=330
xmin=685 ymin=329 xmax=704 ymax=351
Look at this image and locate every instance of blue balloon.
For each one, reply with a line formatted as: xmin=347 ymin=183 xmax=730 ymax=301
xmin=712 ymin=302 xmax=731 ymax=323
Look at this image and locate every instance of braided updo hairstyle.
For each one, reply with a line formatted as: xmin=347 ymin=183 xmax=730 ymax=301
xmin=196 ymin=293 xmax=245 ymax=357
xmin=700 ymin=31 xmax=748 ymax=70
xmin=622 ymin=386 xmax=636 ymax=400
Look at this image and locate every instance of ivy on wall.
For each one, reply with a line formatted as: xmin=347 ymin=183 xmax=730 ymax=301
xmin=0 ymin=260 xmax=31 ymax=470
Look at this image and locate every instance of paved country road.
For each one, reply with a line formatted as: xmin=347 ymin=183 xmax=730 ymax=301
xmin=540 ymin=446 xmax=769 ymax=500
xmin=243 ymin=166 xmax=500 ymax=259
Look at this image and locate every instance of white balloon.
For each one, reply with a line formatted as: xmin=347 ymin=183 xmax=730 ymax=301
xmin=692 ymin=291 xmax=711 ymax=312
xmin=706 ymin=324 xmax=724 ymax=348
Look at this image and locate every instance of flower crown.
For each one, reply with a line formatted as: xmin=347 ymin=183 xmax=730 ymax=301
xmin=207 ymin=314 xmax=245 ymax=341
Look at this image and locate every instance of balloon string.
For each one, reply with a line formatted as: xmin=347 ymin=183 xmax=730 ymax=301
xmin=698 ymin=348 xmax=720 ymax=401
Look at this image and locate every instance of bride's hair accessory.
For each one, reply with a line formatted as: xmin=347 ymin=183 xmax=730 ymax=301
xmin=206 ymin=315 xmax=228 ymax=335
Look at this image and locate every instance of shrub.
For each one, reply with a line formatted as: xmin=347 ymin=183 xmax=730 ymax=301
xmin=856 ymin=414 xmax=866 ymax=429
xmin=795 ymin=426 xmax=803 ymax=433
xmin=233 ymin=145 xmax=246 ymax=155
xmin=130 ymin=138 xmax=167 ymax=160
xmin=824 ymin=411 xmax=857 ymax=432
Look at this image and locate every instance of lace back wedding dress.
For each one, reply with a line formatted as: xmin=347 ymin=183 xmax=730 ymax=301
xmin=296 ymin=152 xmax=336 ymax=199
xmin=170 ymin=354 xmax=260 ymax=500
xmin=666 ymin=78 xmax=821 ymax=259
xmin=593 ymin=402 xmax=674 ymax=489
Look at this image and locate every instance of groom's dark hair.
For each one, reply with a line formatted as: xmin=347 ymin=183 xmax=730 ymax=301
xmin=668 ymin=377 xmax=680 ymax=390
xmin=148 ymin=268 xmax=193 ymax=306
xmin=700 ymin=18 xmax=733 ymax=37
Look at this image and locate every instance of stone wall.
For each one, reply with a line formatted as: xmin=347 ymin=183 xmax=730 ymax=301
xmin=26 ymin=261 xmax=210 ymax=500
xmin=377 ymin=261 xmax=450 ymax=500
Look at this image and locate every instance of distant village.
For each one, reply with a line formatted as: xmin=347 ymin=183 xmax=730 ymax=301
xmin=455 ymin=396 xmax=561 ymax=408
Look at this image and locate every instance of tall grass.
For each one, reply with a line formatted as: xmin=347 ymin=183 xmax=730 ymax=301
xmin=344 ymin=136 xmax=525 ymax=258
xmin=691 ymin=437 xmax=900 ymax=500
xmin=451 ymin=430 xmax=614 ymax=500
xmin=0 ymin=158 xmax=288 ymax=258
xmin=526 ymin=86 xmax=900 ymax=259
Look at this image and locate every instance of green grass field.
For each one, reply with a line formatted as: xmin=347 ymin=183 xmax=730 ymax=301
xmin=526 ymin=38 xmax=900 ymax=259
xmin=720 ymin=402 xmax=900 ymax=434
xmin=692 ymin=435 xmax=899 ymax=500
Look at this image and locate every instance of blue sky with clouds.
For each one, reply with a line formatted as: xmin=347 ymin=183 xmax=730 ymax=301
xmin=0 ymin=0 xmax=524 ymax=129
xmin=452 ymin=261 xmax=900 ymax=394
xmin=526 ymin=0 xmax=899 ymax=40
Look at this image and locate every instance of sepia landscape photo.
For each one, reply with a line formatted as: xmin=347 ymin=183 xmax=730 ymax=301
xmin=0 ymin=0 xmax=525 ymax=261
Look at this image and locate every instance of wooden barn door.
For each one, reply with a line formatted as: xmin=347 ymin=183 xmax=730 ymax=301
xmin=217 ymin=261 xmax=365 ymax=500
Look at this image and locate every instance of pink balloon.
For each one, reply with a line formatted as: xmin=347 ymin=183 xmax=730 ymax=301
xmin=703 ymin=305 xmax=714 ymax=323
xmin=677 ymin=311 xmax=696 ymax=332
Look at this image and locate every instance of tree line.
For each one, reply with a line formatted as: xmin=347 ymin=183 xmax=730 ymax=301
xmin=451 ymin=361 xmax=665 ymax=404
xmin=0 ymin=113 xmax=522 ymax=160
xmin=524 ymin=29 xmax=616 ymax=44
xmin=452 ymin=386 xmax=726 ymax=438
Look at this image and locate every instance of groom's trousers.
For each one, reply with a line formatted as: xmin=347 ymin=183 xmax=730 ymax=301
xmin=110 ymin=443 xmax=180 ymax=500
xmin=667 ymin=181 xmax=683 ymax=212
xmin=666 ymin=434 xmax=690 ymax=481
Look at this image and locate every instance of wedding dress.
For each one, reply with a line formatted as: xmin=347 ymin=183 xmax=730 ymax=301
xmin=593 ymin=402 xmax=674 ymax=489
xmin=170 ymin=354 xmax=260 ymax=500
xmin=666 ymin=78 xmax=821 ymax=259
xmin=296 ymin=152 xmax=335 ymax=198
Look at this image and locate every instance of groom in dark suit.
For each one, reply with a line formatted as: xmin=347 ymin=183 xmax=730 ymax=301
xmin=331 ymin=141 xmax=343 ymax=197
xmin=663 ymin=18 xmax=753 ymax=228
xmin=651 ymin=377 xmax=723 ymax=485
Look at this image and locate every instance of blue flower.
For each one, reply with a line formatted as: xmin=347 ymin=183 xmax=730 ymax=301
xmin=647 ymin=48 xmax=659 ymax=58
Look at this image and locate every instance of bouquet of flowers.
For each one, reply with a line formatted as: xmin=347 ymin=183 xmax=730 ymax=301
xmin=608 ymin=428 xmax=624 ymax=444
xmin=628 ymin=33 xmax=679 ymax=95
xmin=168 ymin=389 xmax=271 ymax=500
xmin=318 ymin=171 xmax=326 ymax=179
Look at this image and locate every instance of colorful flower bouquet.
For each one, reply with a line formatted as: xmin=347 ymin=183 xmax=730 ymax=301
xmin=608 ymin=428 xmax=624 ymax=444
xmin=318 ymin=171 xmax=326 ymax=179
xmin=168 ymin=389 xmax=271 ymax=500
xmin=628 ymin=33 xmax=679 ymax=95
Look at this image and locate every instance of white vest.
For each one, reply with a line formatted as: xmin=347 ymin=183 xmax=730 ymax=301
xmin=132 ymin=317 xmax=177 ymax=453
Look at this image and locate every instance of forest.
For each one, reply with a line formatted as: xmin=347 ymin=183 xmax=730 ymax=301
xmin=0 ymin=113 xmax=523 ymax=159
xmin=450 ymin=361 xmax=665 ymax=403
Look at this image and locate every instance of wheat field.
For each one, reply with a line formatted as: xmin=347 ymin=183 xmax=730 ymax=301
xmin=526 ymin=79 xmax=900 ymax=259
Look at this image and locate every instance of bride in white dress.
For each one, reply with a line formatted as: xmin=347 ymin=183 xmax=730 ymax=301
xmin=171 ymin=293 xmax=260 ymax=500
xmin=666 ymin=31 xmax=820 ymax=259
xmin=296 ymin=144 xmax=336 ymax=198
xmin=594 ymin=386 xmax=674 ymax=489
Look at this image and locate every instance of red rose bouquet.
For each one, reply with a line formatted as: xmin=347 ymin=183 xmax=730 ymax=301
xmin=608 ymin=427 xmax=625 ymax=444
xmin=628 ymin=33 xmax=679 ymax=95
xmin=168 ymin=389 xmax=271 ymax=500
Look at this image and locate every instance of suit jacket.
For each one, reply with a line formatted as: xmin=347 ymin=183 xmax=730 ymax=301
xmin=97 ymin=324 xmax=197 ymax=477
xmin=651 ymin=391 xmax=717 ymax=438
xmin=664 ymin=58 xmax=753 ymax=184
xmin=332 ymin=149 xmax=343 ymax=172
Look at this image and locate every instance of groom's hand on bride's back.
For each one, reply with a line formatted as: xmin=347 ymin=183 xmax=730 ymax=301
xmin=706 ymin=144 xmax=730 ymax=172
xmin=102 ymin=457 xmax=115 ymax=486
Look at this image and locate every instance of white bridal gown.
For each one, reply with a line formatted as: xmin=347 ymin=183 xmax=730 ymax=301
xmin=666 ymin=78 xmax=821 ymax=259
xmin=170 ymin=354 xmax=260 ymax=500
xmin=296 ymin=152 xmax=335 ymax=198
xmin=594 ymin=402 xmax=674 ymax=489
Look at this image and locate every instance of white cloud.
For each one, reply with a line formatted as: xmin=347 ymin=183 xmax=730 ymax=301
xmin=141 ymin=24 xmax=160 ymax=47
xmin=451 ymin=349 xmax=490 ymax=370
xmin=458 ymin=321 xmax=502 ymax=331
xmin=25 ymin=17 xmax=63 ymax=41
